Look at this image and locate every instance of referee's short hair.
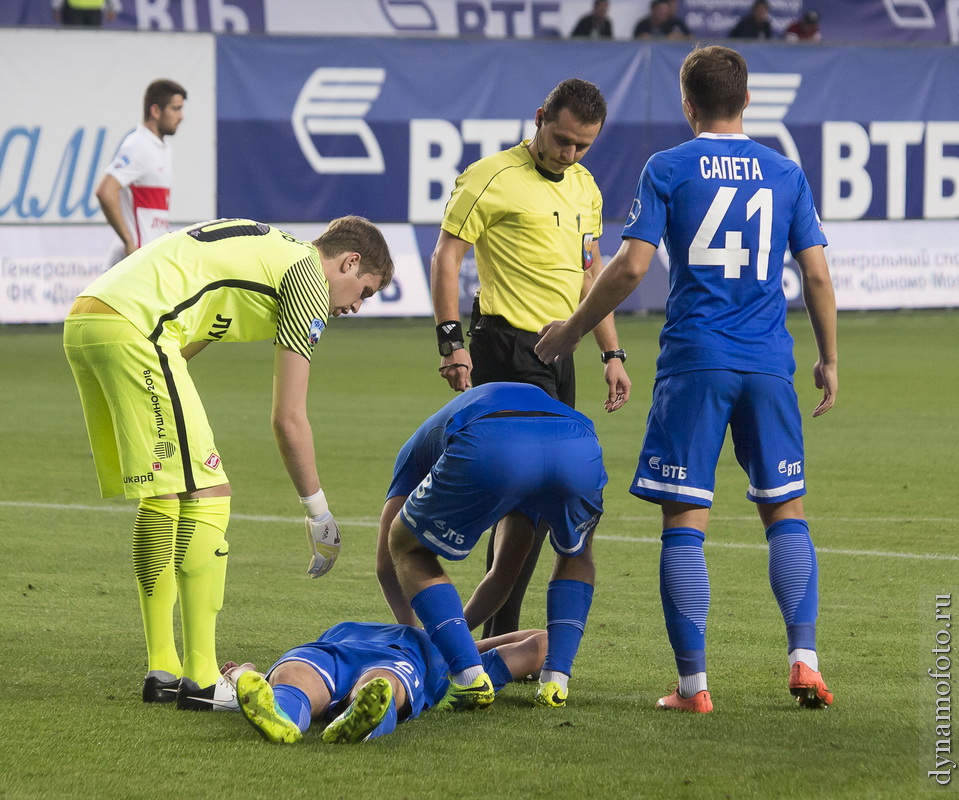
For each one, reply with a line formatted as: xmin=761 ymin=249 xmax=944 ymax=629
xmin=542 ymin=79 xmax=607 ymax=129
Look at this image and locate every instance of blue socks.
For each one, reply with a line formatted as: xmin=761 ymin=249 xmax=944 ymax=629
xmin=660 ymin=528 xmax=710 ymax=676
xmin=364 ymin=696 xmax=399 ymax=741
xmin=658 ymin=520 xmax=819 ymax=683
xmin=766 ymin=518 xmax=819 ymax=652
xmin=410 ymin=583 xmax=482 ymax=675
xmin=543 ymin=579 xmax=594 ymax=675
xmin=273 ymin=684 xmax=313 ymax=732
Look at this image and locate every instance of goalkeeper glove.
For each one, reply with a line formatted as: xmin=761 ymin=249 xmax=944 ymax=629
xmin=305 ymin=512 xmax=341 ymax=578
xmin=300 ymin=489 xmax=341 ymax=579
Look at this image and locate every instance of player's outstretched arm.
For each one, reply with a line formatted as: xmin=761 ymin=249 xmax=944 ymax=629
xmin=794 ymin=245 xmax=838 ymax=417
xmin=536 ymin=238 xmax=655 ymax=365
xmin=376 ymin=495 xmax=418 ymax=626
xmin=272 ymin=345 xmax=320 ymax=496
xmin=582 ymin=241 xmax=632 ymax=413
xmin=272 ymin=344 xmax=341 ymax=577
xmin=477 ymin=630 xmax=547 ymax=681
xmin=430 ymin=231 xmax=474 ymax=392
xmin=180 ymin=341 xmax=210 ymax=361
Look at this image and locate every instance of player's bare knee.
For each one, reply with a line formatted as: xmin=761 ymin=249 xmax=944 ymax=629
xmin=387 ymin=516 xmax=420 ymax=557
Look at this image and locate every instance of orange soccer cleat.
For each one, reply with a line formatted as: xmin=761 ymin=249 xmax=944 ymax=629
xmin=789 ymin=662 xmax=834 ymax=709
xmin=655 ymin=688 xmax=713 ymax=713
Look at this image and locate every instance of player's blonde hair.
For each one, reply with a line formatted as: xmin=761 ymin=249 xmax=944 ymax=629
xmin=680 ymin=45 xmax=749 ymax=122
xmin=313 ymin=216 xmax=395 ymax=290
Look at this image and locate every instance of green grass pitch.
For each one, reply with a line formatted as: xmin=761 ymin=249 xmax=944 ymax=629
xmin=2 ymin=310 xmax=957 ymax=799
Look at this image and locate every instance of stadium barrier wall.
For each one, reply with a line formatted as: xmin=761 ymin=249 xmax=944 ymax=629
xmin=1 ymin=31 xmax=957 ymax=322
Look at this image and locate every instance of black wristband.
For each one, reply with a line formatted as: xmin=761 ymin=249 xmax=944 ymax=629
xmin=601 ymin=348 xmax=627 ymax=364
xmin=436 ymin=320 xmax=464 ymax=356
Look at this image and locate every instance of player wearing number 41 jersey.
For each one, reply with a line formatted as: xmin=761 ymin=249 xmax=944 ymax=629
xmin=537 ymin=45 xmax=837 ymax=712
xmin=64 ymin=217 xmax=394 ymax=711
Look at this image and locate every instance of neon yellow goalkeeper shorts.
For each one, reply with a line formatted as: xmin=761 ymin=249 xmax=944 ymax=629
xmin=64 ymin=311 xmax=228 ymax=499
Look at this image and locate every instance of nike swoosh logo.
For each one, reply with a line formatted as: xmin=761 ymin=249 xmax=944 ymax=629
xmin=214 ymin=549 xmax=229 ymax=557
xmin=185 ymin=696 xmax=237 ymax=709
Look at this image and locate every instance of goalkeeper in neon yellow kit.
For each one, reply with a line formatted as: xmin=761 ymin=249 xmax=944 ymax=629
xmin=64 ymin=217 xmax=394 ymax=710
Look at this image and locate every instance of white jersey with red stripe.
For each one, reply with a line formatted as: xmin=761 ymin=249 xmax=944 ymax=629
xmin=104 ymin=124 xmax=173 ymax=265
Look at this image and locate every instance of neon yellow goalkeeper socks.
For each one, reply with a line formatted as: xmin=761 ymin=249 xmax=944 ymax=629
xmin=176 ymin=497 xmax=231 ymax=688
xmin=133 ymin=498 xmax=182 ymax=677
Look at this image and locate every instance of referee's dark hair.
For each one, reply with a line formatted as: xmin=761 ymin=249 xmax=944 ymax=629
xmin=542 ymin=78 xmax=607 ymax=129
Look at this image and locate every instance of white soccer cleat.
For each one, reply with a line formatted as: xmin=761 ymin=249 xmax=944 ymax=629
xmin=176 ymin=675 xmax=240 ymax=711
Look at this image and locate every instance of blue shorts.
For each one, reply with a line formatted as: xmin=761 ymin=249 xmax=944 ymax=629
xmin=631 ymin=370 xmax=805 ymax=507
xmin=400 ymin=416 xmax=605 ymax=560
xmin=266 ymin=622 xmax=510 ymax=720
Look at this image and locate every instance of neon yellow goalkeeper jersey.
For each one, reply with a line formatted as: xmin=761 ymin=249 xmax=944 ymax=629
xmin=440 ymin=141 xmax=603 ymax=332
xmin=83 ymin=219 xmax=330 ymax=360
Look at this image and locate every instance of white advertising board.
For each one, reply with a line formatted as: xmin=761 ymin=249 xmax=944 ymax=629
xmin=0 ymin=222 xmax=431 ymax=323
xmin=825 ymin=220 xmax=959 ymax=310
xmin=0 ymin=29 xmax=216 ymax=227
xmin=2 ymin=219 xmax=957 ymax=323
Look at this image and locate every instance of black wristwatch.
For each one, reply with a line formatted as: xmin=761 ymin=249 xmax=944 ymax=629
xmin=439 ymin=341 xmax=465 ymax=357
xmin=601 ymin=349 xmax=627 ymax=364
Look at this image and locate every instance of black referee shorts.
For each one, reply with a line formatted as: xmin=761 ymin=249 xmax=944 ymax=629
xmin=469 ymin=314 xmax=576 ymax=408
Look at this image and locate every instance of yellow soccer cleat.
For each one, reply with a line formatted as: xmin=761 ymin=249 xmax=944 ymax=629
xmin=237 ymin=672 xmax=302 ymax=744
xmin=534 ymin=681 xmax=568 ymax=709
xmin=322 ymin=677 xmax=395 ymax=744
xmin=434 ymin=672 xmax=495 ymax=711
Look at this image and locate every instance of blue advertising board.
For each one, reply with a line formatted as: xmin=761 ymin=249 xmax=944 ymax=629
xmin=216 ymin=37 xmax=959 ymax=225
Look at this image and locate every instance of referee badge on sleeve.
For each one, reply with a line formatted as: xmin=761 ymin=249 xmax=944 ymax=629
xmin=582 ymin=233 xmax=594 ymax=271
xmin=308 ymin=318 xmax=325 ymax=345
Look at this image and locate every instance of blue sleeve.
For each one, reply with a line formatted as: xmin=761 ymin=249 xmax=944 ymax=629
xmin=621 ymin=154 xmax=669 ymax=247
xmin=385 ymin=420 xmax=446 ymax=499
xmin=788 ymin=169 xmax=828 ymax=254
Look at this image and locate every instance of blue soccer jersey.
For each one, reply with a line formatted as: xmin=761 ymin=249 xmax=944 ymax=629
xmin=386 ymin=382 xmax=605 ymax=560
xmin=386 ymin=382 xmax=597 ymax=499
xmin=622 ymin=133 xmax=827 ymax=380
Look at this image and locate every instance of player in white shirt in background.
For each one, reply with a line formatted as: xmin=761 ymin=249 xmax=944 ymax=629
xmin=96 ymin=79 xmax=187 ymax=266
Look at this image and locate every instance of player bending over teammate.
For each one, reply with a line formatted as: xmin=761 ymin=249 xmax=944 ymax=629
xmin=226 ymin=623 xmax=546 ymax=744
xmin=383 ymin=382 xmax=606 ymax=712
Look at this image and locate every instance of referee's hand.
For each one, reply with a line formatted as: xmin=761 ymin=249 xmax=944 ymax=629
xmin=438 ymin=350 xmax=473 ymax=392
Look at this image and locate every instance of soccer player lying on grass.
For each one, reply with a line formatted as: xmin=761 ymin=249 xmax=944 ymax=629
xmin=224 ymin=623 xmax=546 ymax=744
xmin=382 ymin=381 xmax=606 ymax=711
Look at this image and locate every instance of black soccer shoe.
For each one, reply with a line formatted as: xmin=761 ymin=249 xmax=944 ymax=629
xmin=142 ymin=673 xmax=180 ymax=704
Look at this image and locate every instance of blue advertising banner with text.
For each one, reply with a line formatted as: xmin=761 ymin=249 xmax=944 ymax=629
xmin=216 ymin=37 xmax=959 ymax=226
